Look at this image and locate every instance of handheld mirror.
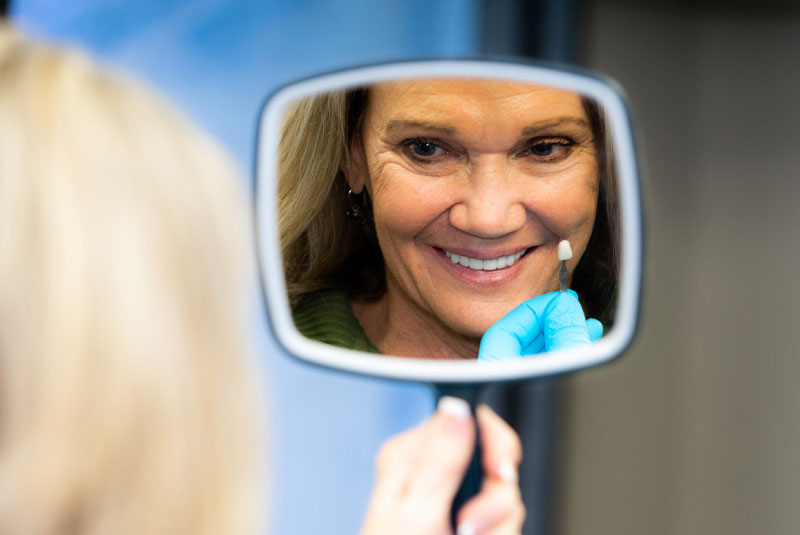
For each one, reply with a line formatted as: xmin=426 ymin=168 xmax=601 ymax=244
xmin=256 ymin=60 xmax=642 ymax=383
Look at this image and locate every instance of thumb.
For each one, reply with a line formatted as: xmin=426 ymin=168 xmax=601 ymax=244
xmin=543 ymin=291 xmax=593 ymax=351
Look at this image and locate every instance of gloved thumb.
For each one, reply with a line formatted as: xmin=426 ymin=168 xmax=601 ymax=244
xmin=587 ymin=317 xmax=603 ymax=341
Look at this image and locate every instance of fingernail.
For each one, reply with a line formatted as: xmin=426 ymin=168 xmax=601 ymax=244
xmin=438 ymin=396 xmax=470 ymax=421
xmin=499 ymin=459 xmax=518 ymax=483
xmin=456 ymin=522 xmax=476 ymax=535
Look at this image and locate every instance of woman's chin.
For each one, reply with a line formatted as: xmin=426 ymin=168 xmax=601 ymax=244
xmin=419 ymin=291 xmax=552 ymax=348
xmin=439 ymin=308 xmax=516 ymax=341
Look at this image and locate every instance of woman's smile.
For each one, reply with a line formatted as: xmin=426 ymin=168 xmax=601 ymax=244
xmin=423 ymin=235 xmax=553 ymax=288
xmin=432 ymin=244 xmax=535 ymax=284
xmin=444 ymin=248 xmax=527 ymax=271
xmin=442 ymin=247 xmax=529 ymax=269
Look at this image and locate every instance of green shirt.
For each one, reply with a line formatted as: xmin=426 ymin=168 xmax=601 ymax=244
xmin=292 ymin=289 xmax=380 ymax=354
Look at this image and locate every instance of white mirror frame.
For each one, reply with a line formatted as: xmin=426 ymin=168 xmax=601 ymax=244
xmin=256 ymin=59 xmax=642 ymax=384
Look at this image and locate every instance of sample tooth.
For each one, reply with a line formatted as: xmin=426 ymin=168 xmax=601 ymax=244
xmin=445 ymin=251 xmax=452 ymax=258
xmin=497 ymin=256 xmax=508 ymax=268
xmin=450 ymin=253 xmax=459 ymax=263
xmin=468 ymin=258 xmax=483 ymax=270
xmin=458 ymin=256 xmax=469 ymax=267
xmin=484 ymin=258 xmax=498 ymax=270
xmin=508 ymin=255 xmax=516 ymax=266
xmin=558 ymin=240 xmax=573 ymax=261
xmin=558 ymin=240 xmax=572 ymax=292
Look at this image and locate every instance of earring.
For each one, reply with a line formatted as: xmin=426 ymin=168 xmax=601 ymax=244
xmin=345 ymin=187 xmax=373 ymax=231
xmin=346 ymin=188 xmax=363 ymax=221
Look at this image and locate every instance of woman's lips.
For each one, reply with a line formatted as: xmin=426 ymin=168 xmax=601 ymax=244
xmin=443 ymin=248 xmax=528 ymax=271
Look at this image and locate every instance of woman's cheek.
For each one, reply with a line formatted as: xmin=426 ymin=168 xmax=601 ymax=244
xmin=523 ymin=169 xmax=598 ymax=244
xmin=371 ymin=165 xmax=453 ymax=237
xmin=526 ymin=186 xmax=595 ymax=227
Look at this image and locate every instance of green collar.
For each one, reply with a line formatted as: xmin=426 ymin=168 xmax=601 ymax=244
xmin=292 ymin=289 xmax=380 ymax=354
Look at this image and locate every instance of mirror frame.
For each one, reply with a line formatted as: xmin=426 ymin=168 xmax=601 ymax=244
xmin=255 ymin=59 xmax=642 ymax=384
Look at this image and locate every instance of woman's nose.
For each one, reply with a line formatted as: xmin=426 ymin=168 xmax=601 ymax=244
xmin=448 ymin=161 xmax=527 ymax=238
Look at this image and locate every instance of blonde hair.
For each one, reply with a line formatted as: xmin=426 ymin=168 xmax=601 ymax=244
xmin=0 ymin=24 xmax=264 ymax=534
xmin=279 ymin=91 xmax=354 ymax=304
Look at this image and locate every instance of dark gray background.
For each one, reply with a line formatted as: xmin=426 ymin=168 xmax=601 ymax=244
xmin=555 ymin=2 xmax=800 ymax=534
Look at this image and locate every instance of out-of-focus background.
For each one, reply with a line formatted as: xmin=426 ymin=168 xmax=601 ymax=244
xmin=10 ymin=1 xmax=800 ymax=534
xmin=556 ymin=2 xmax=800 ymax=534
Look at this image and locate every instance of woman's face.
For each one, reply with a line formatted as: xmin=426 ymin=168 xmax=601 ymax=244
xmin=346 ymin=79 xmax=599 ymax=340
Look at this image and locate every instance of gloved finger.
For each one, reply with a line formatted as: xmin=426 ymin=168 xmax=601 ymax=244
xmin=478 ymin=292 xmax=561 ymax=361
xmin=521 ymin=331 xmax=545 ymax=356
xmin=543 ymin=292 xmax=592 ymax=351
xmin=525 ymin=316 xmax=601 ymax=354
xmin=587 ymin=318 xmax=603 ymax=341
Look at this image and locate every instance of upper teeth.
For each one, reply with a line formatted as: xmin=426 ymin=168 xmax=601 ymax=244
xmin=444 ymin=250 xmax=525 ymax=271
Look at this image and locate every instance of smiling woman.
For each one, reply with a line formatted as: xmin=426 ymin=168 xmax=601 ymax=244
xmin=279 ymin=76 xmax=619 ymax=360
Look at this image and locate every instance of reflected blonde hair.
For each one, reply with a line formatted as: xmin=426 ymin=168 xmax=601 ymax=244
xmin=280 ymin=91 xmax=349 ymax=303
xmin=279 ymin=89 xmax=383 ymax=306
xmin=0 ymin=24 xmax=263 ymax=534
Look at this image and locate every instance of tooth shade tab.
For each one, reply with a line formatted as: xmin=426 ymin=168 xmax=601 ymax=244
xmin=558 ymin=240 xmax=573 ymax=261
xmin=444 ymin=249 xmax=525 ymax=271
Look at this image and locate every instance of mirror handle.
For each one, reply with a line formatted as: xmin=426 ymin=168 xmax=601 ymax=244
xmin=431 ymin=383 xmax=484 ymax=531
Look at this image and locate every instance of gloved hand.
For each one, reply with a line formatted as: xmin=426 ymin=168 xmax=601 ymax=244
xmin=478 ymin=290 xmax=603 ymax=362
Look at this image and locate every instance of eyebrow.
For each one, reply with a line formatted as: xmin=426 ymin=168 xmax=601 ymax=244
xmin=384 ymin=120 xmax=456 ymax=136
xmin=521 ymin=117 xmax=591 ymax=136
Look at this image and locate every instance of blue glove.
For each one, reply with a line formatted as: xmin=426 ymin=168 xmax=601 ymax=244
xmin=478 ymin=290 xmax=603 ymax=362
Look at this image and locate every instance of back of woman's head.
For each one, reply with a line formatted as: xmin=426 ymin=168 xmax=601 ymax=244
xmin=0 ymin=23 xmax=263 ymax=534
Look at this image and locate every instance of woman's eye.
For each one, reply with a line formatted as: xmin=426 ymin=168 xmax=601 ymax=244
xmin=404 ymin=139 xmax=446 ymax=159
xmin=527 ymin=138 xmax=574 ymax=160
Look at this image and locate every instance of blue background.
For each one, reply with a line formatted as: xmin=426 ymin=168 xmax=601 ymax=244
xmin=12 ymin=1 xmax=479 ymax=532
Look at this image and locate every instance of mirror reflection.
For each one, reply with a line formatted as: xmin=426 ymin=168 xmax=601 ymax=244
xmin=279 ymin=77 xmax=619 ymax=361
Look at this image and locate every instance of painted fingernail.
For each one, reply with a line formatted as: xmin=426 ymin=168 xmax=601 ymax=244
xmin=499 ymin=459 xmax=518 ymax=483
xmin=456 ymin=521 xmax=476 ymax=535
xmin=438 ymin=396 xmax=470 ymax=420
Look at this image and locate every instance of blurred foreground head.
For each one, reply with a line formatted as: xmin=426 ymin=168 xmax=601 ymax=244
xmin=0 ymin=22 xmax=264 ymax=534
